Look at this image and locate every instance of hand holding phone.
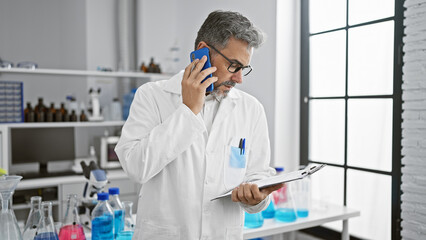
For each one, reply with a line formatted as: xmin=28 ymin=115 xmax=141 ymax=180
xmin=190 ymin=48 xmax=215 ymax=92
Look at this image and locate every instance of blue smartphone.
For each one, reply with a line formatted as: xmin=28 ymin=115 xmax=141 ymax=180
xmin=190 ymin=47 xmax=214 ymax=92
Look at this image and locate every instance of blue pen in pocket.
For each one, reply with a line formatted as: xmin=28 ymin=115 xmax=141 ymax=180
xmin=230 ymin=146 xmax=246 ymax=168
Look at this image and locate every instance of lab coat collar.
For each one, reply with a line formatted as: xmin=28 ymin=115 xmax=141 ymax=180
xmin=163 ymin=70 xmax=240 ymax=100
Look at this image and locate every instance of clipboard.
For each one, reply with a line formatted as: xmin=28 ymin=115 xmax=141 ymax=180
xmin=211 ymin=163 xmax=326 ymax=201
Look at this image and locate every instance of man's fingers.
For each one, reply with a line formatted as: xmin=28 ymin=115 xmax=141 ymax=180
xmin=200 ymin=76 xmax=218 ymax=89
xmin=184 ymin=59 xmax=199 ymax=80
xmin=231 ymin=187 xmax=239 ymax=202
xmin=260 ymin=183 xmax=285 ymax=195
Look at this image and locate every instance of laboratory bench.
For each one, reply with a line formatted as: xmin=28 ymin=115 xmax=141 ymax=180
xmin=82 ymin=201 xmax=358 ymax=240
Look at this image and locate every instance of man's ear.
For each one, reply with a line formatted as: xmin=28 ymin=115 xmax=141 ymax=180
xmin=196 ymin=41 xmax=208 ymax=50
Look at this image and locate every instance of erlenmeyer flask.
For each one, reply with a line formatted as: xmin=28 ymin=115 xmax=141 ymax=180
xmin=0 ymin=175 xmax=23 ymax=240
xmin=274 ymin=183 xmax=297 ymax=222
xmin=23 ymin=196 xmax=42 ymax=240
xmin=58 ymin=194 xmax=86 ymax=240
xmin=34 ymin=201 xmax=59 ymax=240
xmin=244 ymin=212 xmax=264 ymax=228
xmin=117 ymin=201 xmax=135 ymax=240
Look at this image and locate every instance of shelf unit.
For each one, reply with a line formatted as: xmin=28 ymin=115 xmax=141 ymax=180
xmin=0 ymin=120 xmax=125 ymax=174
xmin=0 ymin=67 xmax=173 ymax=80
xmin=0 ymin=120 xmax=125 ymax=129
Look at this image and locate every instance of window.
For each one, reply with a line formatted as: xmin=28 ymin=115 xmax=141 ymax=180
xmin=300 ymin=0 xmax=403 ymax=239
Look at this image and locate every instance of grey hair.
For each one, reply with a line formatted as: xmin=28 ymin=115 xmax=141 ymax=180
xmin=195 ymin=10 xmax=265 ymax=50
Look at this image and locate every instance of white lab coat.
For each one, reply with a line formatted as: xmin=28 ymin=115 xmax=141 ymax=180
xmin=115 ymin=71 xmax=275 ymax=240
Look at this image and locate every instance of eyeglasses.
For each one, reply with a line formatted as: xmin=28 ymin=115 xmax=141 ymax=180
xmin=207 ymin=44 xmax=253 ymax=76
xmin=0 ymin=58 xmax=38 ymax=69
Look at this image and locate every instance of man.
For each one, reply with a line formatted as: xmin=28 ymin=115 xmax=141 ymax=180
xmin=115 ymin=10 xmax=283 ymax=239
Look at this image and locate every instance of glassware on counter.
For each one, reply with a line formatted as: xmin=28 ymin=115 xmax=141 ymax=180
xmin=108 ymin=188 xmax=124 ymax=238
xmin=22 ymin=196 xmax=42 ymax=240
xmin=58 ymin=194 xmax=86 ymax=240
xmin=91 ymin=192 xmax=114 ymax=240
xmin=34 ymin=201 xmax=59 ymax=240
xmin=117 ymin=201 xmax=135 ymax=240
xmin=0 ymin=175 xmax=23 ymax=240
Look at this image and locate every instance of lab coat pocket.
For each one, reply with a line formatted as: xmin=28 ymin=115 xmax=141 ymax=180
xmin=224 ymin=146 xmax=247 ymax=190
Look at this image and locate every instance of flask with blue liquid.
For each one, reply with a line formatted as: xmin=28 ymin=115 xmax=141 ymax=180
xmin=274 ymin=167 xmax=297 ymax=223
xmin=116 ymin=201 xmax=135 ymax=240
xmin=108 ymin=188 xmax=124 ymax=239
xmin=34 ymin=201 xmax=59 ymax=240
xmin=91 ymin=193 xmax=114 ymax=240
xmin=244 ymin=212 xmax=264 ymax=228
xmin=261 ymin=167 xmax=284 ymax=219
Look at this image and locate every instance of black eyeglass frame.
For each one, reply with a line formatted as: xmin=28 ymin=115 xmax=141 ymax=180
xmin=207 ymin=44 xmax=253 ymax=76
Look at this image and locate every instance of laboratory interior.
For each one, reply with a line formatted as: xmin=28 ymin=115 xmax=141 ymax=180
xmin=0 ymin=0 xmax=423 ymax=240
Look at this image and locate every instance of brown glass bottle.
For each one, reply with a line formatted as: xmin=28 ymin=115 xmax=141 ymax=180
xmin=148 ymin=58 xmax=156 ymax=73
xmin=46 ymin=103 xmax=56 ymax=122
xmin=70 ymin=110 xmax=77 ymax=122
xmin=59 ymin=102 xmax=68 ymax=121
xmin=34 ymin=98 xmax=47 ymax=115
xmin=24 ymin=102 xmax=35 ymax=122
xmin=79 ymin=110 xmax=88 ymax=122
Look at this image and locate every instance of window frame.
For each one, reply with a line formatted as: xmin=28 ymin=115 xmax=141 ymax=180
xmin=300 ymin=0 xmax=404 ymax=239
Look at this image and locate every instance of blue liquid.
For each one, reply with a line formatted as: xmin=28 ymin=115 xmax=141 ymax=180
xmin=261 ymin=201 xmax=275 ymax=219
xmin=275 ymin=208 xmax=297 ymax=222
xmin=297 ymin=209 xmax=309 ymax=218
xmin=117 ymin=231 xmax=134 ymax=240
xmin=34 ymin=232 xmax=59 ymax=240
xmin=92 ymin=214 xmax=114 ymax=240
xmin=244 ymin=212 xmax=264 ymax=228
xmin=114 ymin=209 xmax=124 ymax=237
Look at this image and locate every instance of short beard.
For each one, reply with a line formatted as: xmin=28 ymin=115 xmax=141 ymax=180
xmin=210 ymin=81 xmax=236 ymax=100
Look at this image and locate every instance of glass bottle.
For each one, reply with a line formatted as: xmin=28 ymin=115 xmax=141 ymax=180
xmin=24 ymin=102 xmax=35 ymax=122
xmin=244 ymin=212 xmax=264 ymax=228
xmin=22 ymin=196 xmax=42 ymax=240
xmin=0 ymin=175 xmax=23 ymax=240
xmin=59 ymin=103 xmax=68 ymax=122
xmin=34 ymin=97 xmax=47 ymax=114
xmin=91 ymin=192 xmax=114 ymax=240
xmin=46 ymin=103 xmax=56 ymax=122
xmin=70 ymin=110 xmax=77 ymax=122
xmin=274 ymin=182 xmax=297 ymax=223
xmin=58 ymin=194 xmax=86 ymax=240
xmin=116 ymin=201 xmax=135 ymax=240
xmin=108 ymin=188 xmax=124 ymax=238
xmin=34 ymin=201 xmax=59 ymax=240
xmin=79 ymin=110 xmax=88 ymax=122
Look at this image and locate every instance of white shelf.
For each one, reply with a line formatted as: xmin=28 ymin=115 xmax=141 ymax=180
xmin=0 ymin=68 xmax=172 ymax=80
xmin=0 ymin=120 xmax=124 ymax=129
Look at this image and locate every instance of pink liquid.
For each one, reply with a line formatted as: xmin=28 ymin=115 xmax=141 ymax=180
xmin=58 ymin=224 xmax=86 ymax=240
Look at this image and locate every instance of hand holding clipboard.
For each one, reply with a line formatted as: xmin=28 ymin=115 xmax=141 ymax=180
xmin=211 ymin=163 xmax=326 ymax=201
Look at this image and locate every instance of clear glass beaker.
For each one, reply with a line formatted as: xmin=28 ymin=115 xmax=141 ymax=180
xmin=0 ymin=175 xmax=23 ymax=240
xmin=294 ymin=175 xmax=311 ymax=218
xmin=274 ymin=183 xmax=297 ymax=222
xmin=23 ymin=196 xmax=43 ymax=240
xmin=58 ymin=194 xmax=86 ymax=240
xmin=34 ymin=201 xmax=59 ymax=240
xmin=117 ymin=201 xmax=135 ymax=240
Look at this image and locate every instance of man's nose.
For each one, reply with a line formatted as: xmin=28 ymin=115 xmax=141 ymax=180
xmin=231 ymin=70 xmax=243 ymax=84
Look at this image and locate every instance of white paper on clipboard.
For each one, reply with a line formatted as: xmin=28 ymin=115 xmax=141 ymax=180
xmin=211 ymin=163 xmax=326 ymax=201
